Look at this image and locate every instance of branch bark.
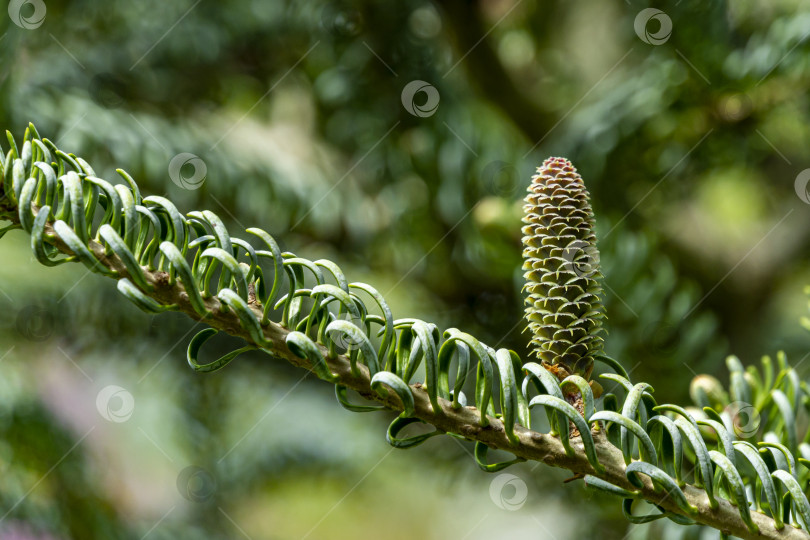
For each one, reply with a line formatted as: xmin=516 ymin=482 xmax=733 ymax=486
xmin=1 ymin=205 xmax=806 ymax=540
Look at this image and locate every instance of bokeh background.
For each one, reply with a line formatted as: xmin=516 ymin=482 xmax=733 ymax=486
xmin=1 ymin=0 xmax=809 ymax=538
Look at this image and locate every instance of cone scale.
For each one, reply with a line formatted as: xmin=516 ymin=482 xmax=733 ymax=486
xmin=522 ymin=157 xmax=605 ymax=386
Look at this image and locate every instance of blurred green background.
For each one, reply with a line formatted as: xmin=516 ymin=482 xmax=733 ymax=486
xmin=1 ymin=0 xmax=810 ymax=538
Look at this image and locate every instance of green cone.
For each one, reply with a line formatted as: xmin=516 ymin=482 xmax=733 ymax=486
xmin=522 ymin=157 xmax=605 ymax=381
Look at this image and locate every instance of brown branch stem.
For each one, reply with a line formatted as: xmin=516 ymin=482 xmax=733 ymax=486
xmin=1 ymin=206 xmax=806 ymax=540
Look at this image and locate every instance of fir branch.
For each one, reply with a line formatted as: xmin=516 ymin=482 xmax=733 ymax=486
xmin=1 ymin=124 xmax=809 ymax=540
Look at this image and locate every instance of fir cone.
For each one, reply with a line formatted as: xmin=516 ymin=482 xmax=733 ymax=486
xmin=522 ymin=157 xmax=605 ymax=382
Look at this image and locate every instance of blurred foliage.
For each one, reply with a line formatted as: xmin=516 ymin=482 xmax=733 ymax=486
xmin=1 ymin=0 xmax=810 ymax=538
